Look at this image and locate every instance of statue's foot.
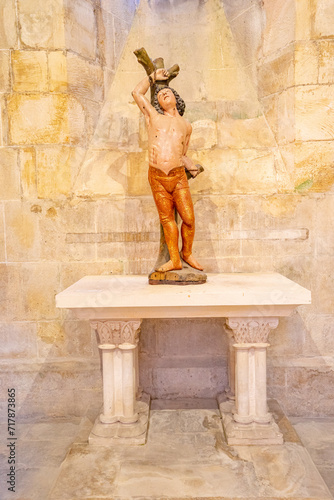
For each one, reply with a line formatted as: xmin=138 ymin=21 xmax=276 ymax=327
xmin=181 ymin=253 xmax=204 ymax=271
xmin=156 ymin=259 xmax=182 ymax=272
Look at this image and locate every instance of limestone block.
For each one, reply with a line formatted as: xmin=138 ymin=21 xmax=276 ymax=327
xmin=190 ymin=120 xmax=217 ymax=150
xmin=276 ymin=88 xmax=295 ymax=145
xmin=12 ymin=50 xmax=48 ymax=92
xmin=101 ymin=0 xmax=137 ymax=20
xmin=154 ymin=318 xmax=227 ymax=357
xmin=114 ymin=17 xmax=131 ymax=65
xmin=312 ymin=256 xmax=334 ymax=315
xmin=295 ymin=42 xmax=319 ymax=86
xmin=8 ymin=94 xmax=85 ymax=145
xmin=64 ymin=0 xmax=96 ymax=60
xmin=0 ymin=94 xmax=8 ymax=146
xmin=319 ymin=41 xmax=334 ymax=84
xmin=0 ymin=203 xmax=5 ymax=261
xmin=228 ymin=2 xmax=263 ymax=69
xmin=258 ymin=47 xmax=294 ymax=98
xmin=37 ymin=321 xmax=65 ymax=357
xmin=48 ymin=51 xmax=67 ymax=92
xmin=103 ymin=68 xmax=115 ymax=97
xmin=295 ymin=85 xmax=334 ymax=142
xmin=192 ymin=148 xmax=277 ymax=195
xmin=0 ymin=50 xmax=10 ymax=92
xmin=0 ymin=147 xmax=20 ymax=200
xmin=67 ymin=53 xmax=104 ymax=102
xmin=80 ymin=98 xmax=102 ymax=145
xmin=301 ymin=313 xmax=334 ymax=356
xmin=37 ymin=320 xmax=93 ymax=358
xmin=127 ymin=151 xmax=150 ymax=196
xmin=20 ymin=147 xmax=37 ymax=198
xmin=36 ymin=146 xmax=85 ymax=199
xmin=295 ymin=0 xmax=312 ymax=40
xmin=96 ymin=8 xmax=115 ymax=70
xmin=283 ymin=364 xmax=334 ymax=416
xmin=151 ymin=365 xmax=228 ymax=399
xmin=73 ymin=149 xmax=127 ymax=197
xmin=5 ymin=201 xmax=41 ymax=261
xmin=0 ymin=0 xmax=17 ymax=48
xmin=261 ymin=94 xmax=278 ymax=141
xmin=293 ymin=141 xmax=334 ymax=192
xmin=0 ymin=322 xmax=37 ymax=358
xmin=205 ymin=68 xmax=255 ymax=101
xmin=261 ymin=0 xmax=295 ymax=56
xmin=37 ymin=199 xmax=97 ymax=262
xmin=313 ymin=0 xmax=334 ymax=38
xmin=18 ymin=0 xmax=65 ymax=49
xmin=217 ymin=116 xmax=275 ymax=149
xmin=1 ymin=262 xmax=59 ymax=321
xmin=314 ymin=195 xmax=334 ymax=256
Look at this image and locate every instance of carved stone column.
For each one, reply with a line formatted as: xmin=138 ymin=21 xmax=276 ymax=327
xmin=89 ymin=319 xmax=150 ymax=445
xmin=219 ymin=317 xmax=283 ymax=445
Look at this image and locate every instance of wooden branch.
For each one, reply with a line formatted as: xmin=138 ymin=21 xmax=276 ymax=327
xmin=134 ymin=47 xmax=180 ymax=103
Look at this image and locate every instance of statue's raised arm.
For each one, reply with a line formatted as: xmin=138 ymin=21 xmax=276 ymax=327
xmin=132 ymin=68 xmax=169 ymax=121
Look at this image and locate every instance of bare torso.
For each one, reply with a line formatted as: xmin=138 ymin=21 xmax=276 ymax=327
xmin=148 ymin=113 xmax=190 ymax=175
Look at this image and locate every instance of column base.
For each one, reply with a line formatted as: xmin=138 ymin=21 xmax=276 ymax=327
xmin=218 ymin=397 xmax=283 ymax=445
xmin=89 ymin=393 xmax=150 ymax=446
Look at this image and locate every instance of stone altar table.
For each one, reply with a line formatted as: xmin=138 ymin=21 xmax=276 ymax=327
xmin=55 ymin=273 xmax=311 ymax=445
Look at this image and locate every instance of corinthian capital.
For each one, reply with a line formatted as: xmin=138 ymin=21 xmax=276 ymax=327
xmin=91 ymin=320 xmax=141 ymax=347
xmin=226 ymin=317 xmax=278 ymax=343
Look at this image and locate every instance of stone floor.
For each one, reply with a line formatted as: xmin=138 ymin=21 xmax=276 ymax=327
xmin=0 ymin=400 xmax=333 ymax=500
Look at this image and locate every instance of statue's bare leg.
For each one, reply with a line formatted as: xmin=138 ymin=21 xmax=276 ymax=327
xmin=151 ymin=190 xmax=182 ymax=272
xmin=174 ymin=187 xmax=203 ymax=271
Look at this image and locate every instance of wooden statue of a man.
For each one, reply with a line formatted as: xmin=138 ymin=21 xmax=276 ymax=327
xmin=132 ymin=68 xmax=203 ymax=273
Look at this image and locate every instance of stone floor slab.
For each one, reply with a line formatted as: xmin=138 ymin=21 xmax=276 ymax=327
xmin=48 ymin=409 xmax=333 ymax=500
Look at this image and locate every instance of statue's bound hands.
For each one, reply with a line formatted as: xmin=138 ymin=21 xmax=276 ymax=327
xmin=153 ymin=68 xmax=169 ymax=81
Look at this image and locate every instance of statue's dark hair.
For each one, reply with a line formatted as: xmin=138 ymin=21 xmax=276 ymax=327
xmin=153 ymin=86 xmax=186 ymax=116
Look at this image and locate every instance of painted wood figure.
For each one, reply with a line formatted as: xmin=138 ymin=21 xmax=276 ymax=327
xmin=133 ymin=49 xmax=205 ymax=283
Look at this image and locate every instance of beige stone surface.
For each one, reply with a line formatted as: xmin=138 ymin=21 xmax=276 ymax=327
xmin=0 ymin=50 xmax=10 ymax=92
xmin=5 ymin=201 xmax=41 ymax=261
xmin=258 ymin=46 xmax=294 ymax=98
xmin=295 ymin=0 xmax=312 ymax=40
xmin=64 ymin=0 xmax=96 ymax=59
xmin=0 ymin=0 xmax=17 ymax=48
xmin=217 ymin=116 xmax=275 ymax=149
xmin=36 ymin=146 xmax=85 ymax=199
xmin=48 ymin=409 xmax=332 ymax=500
xmin=18 ymin=0 xmax=65 ymax=49
xmin=1 ymin=262 xmax=60 ymax=321
xmin=261 ymin=0 xmax=295 ymax=56
xmin=0 ymin=147 xmax=20 ymax=200
xmin=67 ymin=52 xmax=104 ymax=102
xmin=8 ymin=94 xmax=85 ymax=145
xmin=96 ymin=8 xmax=115 ymax=70
xmin=313 ymin=0 xmax=334 ymax=38
xmin=20 ymin=147 xmax=37 ymax=198
xmin=48 ymin=51 xmax=68 ymax=92
xmin=293 ymin=141 xmax=334 ymax=192
xmin=295 ymin=41 xmax=319 ymax=86
xmin=319 ymin=40 xmax=334 ymax=84
xmin=295 ymin=85 xmax=334 ymax=142
xmin=12 ymin=50 xmax=48 ymax=92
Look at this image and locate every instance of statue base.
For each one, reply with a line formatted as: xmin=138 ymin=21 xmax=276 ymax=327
xmin=149 ymin=259 xmax=207 ymax=285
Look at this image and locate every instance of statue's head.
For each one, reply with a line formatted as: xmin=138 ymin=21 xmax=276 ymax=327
xmin=153 ymin=86 xmax=186 ymax=116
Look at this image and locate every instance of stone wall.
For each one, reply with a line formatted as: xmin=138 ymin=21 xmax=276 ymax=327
xmin=0 ymin=0 xmax=333 ymax=420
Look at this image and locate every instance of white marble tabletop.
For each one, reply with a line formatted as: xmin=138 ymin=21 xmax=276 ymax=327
xmin=56 ymin=273 xmax=311 ymax=319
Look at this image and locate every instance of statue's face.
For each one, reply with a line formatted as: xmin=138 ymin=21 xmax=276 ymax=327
xmin=157 ymin=88 xmax=176 ymax=111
